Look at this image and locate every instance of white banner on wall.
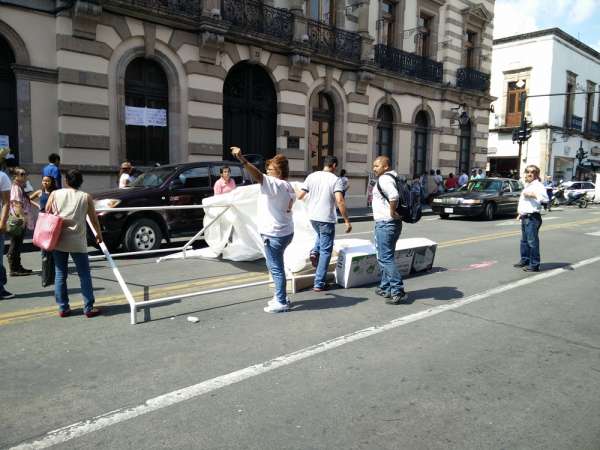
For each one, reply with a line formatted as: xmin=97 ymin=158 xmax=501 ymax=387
xmin=125 ymin=106 xmax=167 ymax=127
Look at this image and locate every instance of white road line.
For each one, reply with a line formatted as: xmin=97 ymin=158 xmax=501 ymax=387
xmin=11 ymin=255 xmax=600 ymax=450
xmin=585 ymin=231 xmax=600 ymax=236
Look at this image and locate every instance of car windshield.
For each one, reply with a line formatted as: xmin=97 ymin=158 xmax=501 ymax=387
xmin=465 ymin=180 xmax=502 ymax=192
xmin=130 ymin=167 xmax=173 ymax=188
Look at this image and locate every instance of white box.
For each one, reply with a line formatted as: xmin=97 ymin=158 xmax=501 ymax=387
xmin=335 ymin=238 xmax=437 ymax=289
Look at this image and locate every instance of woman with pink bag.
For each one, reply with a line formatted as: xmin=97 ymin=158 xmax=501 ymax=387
xmin=46 ymin=170 xmax=103 ymax=318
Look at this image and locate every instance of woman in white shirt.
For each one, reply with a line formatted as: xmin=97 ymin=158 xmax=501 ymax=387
xmin=231 ymin=146 xmax=295 ymax=313
xmin=118 ymin=161 xmax=133 ymax=188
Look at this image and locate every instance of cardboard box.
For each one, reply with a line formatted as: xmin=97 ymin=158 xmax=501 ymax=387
xmin=335 ymin=238 xmax=437 ymax=289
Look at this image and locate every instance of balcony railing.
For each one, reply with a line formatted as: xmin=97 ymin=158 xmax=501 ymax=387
xmin=306 ymin=19 xmax=361 ymax=62
xmin=456 ymin=67 xmax=490 ymax=92
xmin=107 ymin=0 xmax=201 ymax=19
xmin=590 ymin=121 xmax=600 ymax=137
xmin=222 ymin=0 xmax=294 ymax=41
xmin=571 ymin=115 xmax=583 ymax=131
xmin=374 ymin=44 xmax=443 ymax=83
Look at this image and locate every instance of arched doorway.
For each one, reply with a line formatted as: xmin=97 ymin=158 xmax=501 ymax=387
xmin=376 ymin=105 xmax=394 ymax=167
xmin=458 ymin=119 xmax=471 ymax=174
xmin=413 ymin=111 xmax=429 ymax=177
xmin=125 ymin=57 xmax=169 ymax=166
xmin=223 ymin=62 xmax=276 ymax=161
xmin=0 ymin=35 xmax=17 ymax=160
xmin=310 ymin=92 xmax=335 ymax=170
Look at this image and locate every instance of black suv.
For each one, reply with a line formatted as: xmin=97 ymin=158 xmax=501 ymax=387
xmin=91 ymin=161 xmax=253 ymax=252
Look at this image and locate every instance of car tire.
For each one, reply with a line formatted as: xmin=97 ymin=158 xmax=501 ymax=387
xmin=439 ymin=213 xmax=450 ymax=219
xmin=483 ymin=203 xmax=496 ymax=220
xmin=124 ymin=218 xmax=162 ymax=252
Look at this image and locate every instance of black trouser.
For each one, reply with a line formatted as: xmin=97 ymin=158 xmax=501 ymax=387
xmin=7 ymin=228 xmax=25 ymax=272
xmin=41 ymin=250 xmax=55 ymax=286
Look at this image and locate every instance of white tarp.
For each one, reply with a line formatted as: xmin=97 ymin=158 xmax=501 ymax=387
xmin=125 ymin=106 xmax=167 ymax=127
xmin=161 ymin=183 xmax=317 ymax=273
xmin=595 ymin=173 xmax=600 ymax=202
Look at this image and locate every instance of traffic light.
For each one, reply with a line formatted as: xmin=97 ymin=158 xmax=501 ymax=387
xmin=514 ymin=120 xmax=533 ymax=143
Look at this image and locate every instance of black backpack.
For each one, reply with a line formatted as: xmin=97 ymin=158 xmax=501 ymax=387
xmin=376 ymin=173 xmax=422 ymax=224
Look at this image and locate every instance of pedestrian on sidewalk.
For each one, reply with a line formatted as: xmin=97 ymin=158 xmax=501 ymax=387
xmin=47 ymin=170 xmax=103 ymax=318
xmin=339 ymin=169 xmax=349 ymax=197
xmin=445 ymin=173 xmax=458 ymax=191
xmin=0 ymin=162 xmax=14 ymax=299
xmin=231 ymin=146 xmax=296 ymax=313
xmin=213 ymin=165 xmax=236 ymax=195
xmin=372 ymin=156 xmax=408 ymax=304
xmin=8 ymin=168 xmax=34 ymax=276
xmin=42 ymin=153 xmax=62 ymax=189
xmin=515 ymin=165 xmax=548 ymax=272
xmin=30 ymin=176 xmax=58 ymax=286
xmin=543 ymin=176 xmax=554 ymax=211
xmin=458 ymin=170 xmax=469 ymax=187
xmin=297 ymin=156 xmax=351 ymax=292
xmin=118 ymin=161 xmax=134 ymax=188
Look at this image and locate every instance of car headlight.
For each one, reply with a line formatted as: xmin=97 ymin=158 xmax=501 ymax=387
xmin=94 ymin=199 xmax=121 ymax=209
xmin=460 ymin=199 xmax=482 ymax=205
xmin=432 ymin=198 xmax=443 ymax=203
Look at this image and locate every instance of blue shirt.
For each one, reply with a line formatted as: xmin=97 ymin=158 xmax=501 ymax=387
xmin=42 ymin=164 xmax=62 ymax=189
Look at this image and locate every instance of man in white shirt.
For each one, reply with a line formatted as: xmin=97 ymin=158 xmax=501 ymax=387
xmin=371 ymin=156 xmax=408 ymax=304
xmin=298 ymin=156 xmax=351 ymax=291
xmin=458 ymin=171 xmax=469 ymax=186
xmin=515 ymin=165 xmax=548 ymax=272
xmin=0 ymin=167 xmax=14 ymax=299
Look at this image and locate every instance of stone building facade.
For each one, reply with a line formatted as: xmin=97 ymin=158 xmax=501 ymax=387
xmin=0 ymin=0 xmax=494 ymax=205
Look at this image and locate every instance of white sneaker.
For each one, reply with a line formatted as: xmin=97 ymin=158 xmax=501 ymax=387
xmin=267 ymin=296 xmax=291 ymax=307
xmin=263 ymin=300 xmax=290 ymax=313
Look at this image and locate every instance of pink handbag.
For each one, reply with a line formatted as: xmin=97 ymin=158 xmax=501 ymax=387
xmin=33 ymin=204 xmax=64 ymax=251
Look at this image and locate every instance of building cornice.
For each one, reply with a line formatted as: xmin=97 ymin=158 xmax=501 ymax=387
xmin=493 ymin=28 xmax=600 ymax=62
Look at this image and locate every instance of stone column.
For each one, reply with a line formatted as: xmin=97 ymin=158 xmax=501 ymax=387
xmin=14 ymin=76 xmax=33 ymax=164
xmin=356 ymin=1 xmax=373 ymax=63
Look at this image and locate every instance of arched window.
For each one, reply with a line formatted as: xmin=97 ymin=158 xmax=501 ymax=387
xmin=459 ymin=120 xmax=472 ymax=175
xmin=223 ymin=62 xmax=277 ymax=161
xmin=413 ymin=111 xmax=429 ymax=177
xmin=0 ymin=35 xmax=17 ymax=161
xmin=310 ymin=92 xmax=335 ymax=170
xmin=125 ymin=58 xmax=169 ymax=166
xmin=376 ymin=105 xmax=394 ymax=166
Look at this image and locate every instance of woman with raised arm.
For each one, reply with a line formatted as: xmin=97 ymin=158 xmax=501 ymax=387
xmin=231 ymin=146 xmax=295 ymax=313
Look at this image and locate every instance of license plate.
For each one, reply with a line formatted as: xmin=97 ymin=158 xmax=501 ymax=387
xmin=444 ymin=208 xmax=454 ymax=213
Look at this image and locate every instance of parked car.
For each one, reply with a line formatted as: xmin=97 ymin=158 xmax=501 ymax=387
xmin=554 ymin=180 xmax=595 ymax=198
xmin=90 ymin=161 xmax=253 ymax=252
xmin=432 ymin=178 xmax=524 ymax=220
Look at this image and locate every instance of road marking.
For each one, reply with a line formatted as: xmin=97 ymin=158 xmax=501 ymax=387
xmin=585 ymin=231 xmax=600 ymax=236
xmin=2 ymin=216 xmax=600 ymax=327
xmin=11 ymin=254 xmax=600 ymax=450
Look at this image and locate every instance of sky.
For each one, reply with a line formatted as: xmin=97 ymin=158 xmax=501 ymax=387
xmin=493 ymin=0 xmax=600 ymax=51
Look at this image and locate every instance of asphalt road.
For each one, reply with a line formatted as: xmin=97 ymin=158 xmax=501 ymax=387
xmin=1 ymin=206 xmax=600 ymax=449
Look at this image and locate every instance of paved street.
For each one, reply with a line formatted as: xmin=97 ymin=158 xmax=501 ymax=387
xmin=1 ymin=206 xmax=600 ymax=449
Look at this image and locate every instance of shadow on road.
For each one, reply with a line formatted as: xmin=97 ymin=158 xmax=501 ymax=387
xmin=540 ymin=262 xmax=573 ymax=271
xmin=16 ymin=286 xmax=105 ymax=299
xmin=292 ymin=291 xmax=368 ymax=311
xmin=405 ymin=286 xmax=464 ymax=304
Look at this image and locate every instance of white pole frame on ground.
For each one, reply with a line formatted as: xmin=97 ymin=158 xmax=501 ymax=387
xmin=86 ymin=204 xmax=302 ymax=324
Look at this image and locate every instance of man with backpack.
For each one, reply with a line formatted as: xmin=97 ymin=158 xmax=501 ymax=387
xmin=372 ymin=156 xmax=408 ymax=304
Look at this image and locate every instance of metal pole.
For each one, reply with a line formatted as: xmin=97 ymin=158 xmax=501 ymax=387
xmin=517 ymin=92 xmax=527 ymax=171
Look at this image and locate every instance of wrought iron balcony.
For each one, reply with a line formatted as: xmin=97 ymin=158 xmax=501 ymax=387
xmin=222 ymin=0 xmax=294 ymax=41
xmin=374 ymin=44 xmax=443 ymax=83
xmin=306 ymin=19 xmax=361 ymax=62
xmin=107 ymin=0 xmax=201 ymax=19
xmin=456 ymin=68 xmax=490 ymax=92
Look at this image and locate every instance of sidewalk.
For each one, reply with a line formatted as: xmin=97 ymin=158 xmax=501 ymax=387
xmin=341 ymin=205 xmax=434 ymax=223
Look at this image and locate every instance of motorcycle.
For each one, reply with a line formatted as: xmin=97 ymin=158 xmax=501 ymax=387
xmin=551 ymin=186 xmax=588 ymax=207
xmin=577 ymin=192 xmax=595 ymax=209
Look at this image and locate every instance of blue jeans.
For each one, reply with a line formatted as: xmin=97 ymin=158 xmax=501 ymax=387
xmin=310 ymin=220 xmax=335 ymax=289
xmin=374 ymin=220 xmax=404 ymax=294
xmin=520 ymin=214 xmax=542 ymax=269
xmin=53 ymin=250 xmax=95 ymax=313
xmin=0 ymin=233 xmax=7 ymax=289
xmin=262 ymin=233 xmax=293 ymax=304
